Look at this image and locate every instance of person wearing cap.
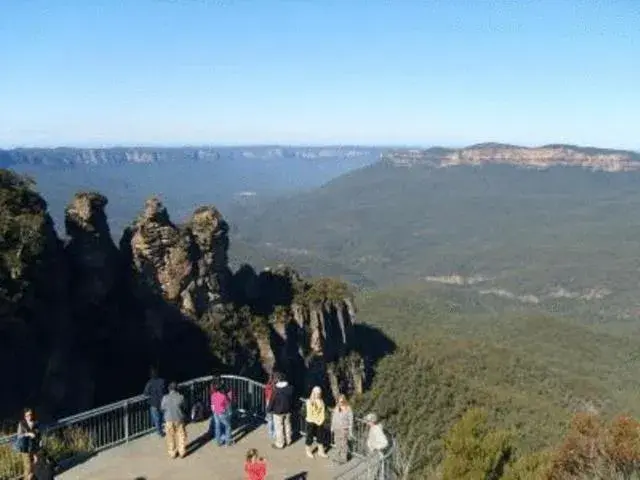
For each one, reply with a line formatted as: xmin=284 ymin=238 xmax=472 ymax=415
xmin=364 ymin=412 xmax=389 ymax=479
xmin=364 ymin=412 xmax=388 ymax=454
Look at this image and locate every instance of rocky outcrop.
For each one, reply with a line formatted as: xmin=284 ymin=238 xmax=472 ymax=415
xmin=120 ymin=198 xmax=231 ymax=318
xmin=0 ymin=168 xmax=365 ymax=421
xmin=64 ymin=192 xmax=120 ymax=309
xmin=0 ymin=170 xmax=78 ymax=418
xmin=230 ymin=266 xmax=364 ymax=399
xmin=384 ymin=143 xmax=640 ymax=172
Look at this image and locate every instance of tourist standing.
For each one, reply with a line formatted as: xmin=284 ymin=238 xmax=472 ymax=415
xmin=160 ymin=382 xmax=187 ymax=458
xmin=331 ymin=394 xmax=354 ymax=464
xmin=15 ymin=408 xmax=41 ymax=480
xmin=244 ymin=448 xmax=267 ymax=480
xmin=267 ymin=371 xmax=294 ymax=449
xmin=143 ymin=367 xmax=166 ymax=437
xmin=210 ymin=379 xmax=234 ymax=446
xmin=364 ymin=412 xmax=389 ymax=479
xmin=304 ymin=386 xmax=328 ymax=458
xmin=264 ymin=373 xmax=276 ymax=440
xmin=365 ymin=413 xmax=388 ymax=454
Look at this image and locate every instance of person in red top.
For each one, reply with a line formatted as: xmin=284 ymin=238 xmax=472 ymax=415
xmin=209 ymin=379 xmax=234 ymax=446
xmin=264 ymin=373 xmax=276 ymax=440
xmin=244 ymin=448 xmax=267 ymax=480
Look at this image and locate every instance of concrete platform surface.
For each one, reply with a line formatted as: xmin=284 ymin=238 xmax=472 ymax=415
xmin=58 ymin=419 xmax=361 ymax=480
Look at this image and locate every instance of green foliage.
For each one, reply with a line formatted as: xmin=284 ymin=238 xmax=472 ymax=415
xmin=502 ymin=451 xmax=553 ymax=480
xmin=229 ymin=237 xmax=375 ymax=288
xmin=250 ymin=312 xmax=271 ymax=337
xmin=0 ymin=442 xmax=21 ymax=480
xmin=296 ymin=277 xmax=352 ymax=304
xmin=441 ymin=408 xmax=513 ymax=480
xmin=354 ymin=285 xmax=640 ymax=478
xmin=42 ymin=426 xmax=94 ymax=462
xmin=0 ymin=169 xmax=49 ymax=277
xmin=0 ymin=426 xmax=93 ymax=478
xmin=233 ymin=164 xmax=640 ymax=332
xmin=200 ymin=305 xmax=266 ymax=377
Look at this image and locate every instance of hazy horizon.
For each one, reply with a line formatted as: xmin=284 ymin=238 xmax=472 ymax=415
xmin=1 ymin=142 xmax=639 ymax=152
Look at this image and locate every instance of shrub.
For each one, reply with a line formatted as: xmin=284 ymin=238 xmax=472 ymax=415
xmin=441 ymin=408 xmax=514 ymax=480
xmin=503 ymin=451 xmax=553 ymax=480
xmin=546 ymin=413 xmax=640 ymax=480
xmin=42 ymin=426 xmax=94 ymax=462
xmin=605 ymin=415 xmax=640 ymax=476
xmin=0 ymin=440 xmax=22 ymax=479
xmin=0 ymin=426 xmax=93 ymax=479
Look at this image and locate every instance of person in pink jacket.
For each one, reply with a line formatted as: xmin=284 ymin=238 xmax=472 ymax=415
xmin=209 ymin=379 xmax=234 ymax=446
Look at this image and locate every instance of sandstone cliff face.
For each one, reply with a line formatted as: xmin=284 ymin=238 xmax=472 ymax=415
xmin=0 ymin=171 xmax=78 ymax=418
xmin=232 ymin=266 xmax=364 ymax=399
xmin=120 ymin=198 xmax=231 ymax=318
xmin=442 ymin=145 xmax=640 ymax=171
xmin=385 ymin=144 xmax=640 ymax=172
xmin=0 ymin=168 xmax=364 ymax=420
xmin=64 ymin=192 xmax=120 ymax=309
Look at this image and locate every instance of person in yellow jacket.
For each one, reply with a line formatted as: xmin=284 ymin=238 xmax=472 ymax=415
xmin=304 ymin=386 xmax=328 ymax=458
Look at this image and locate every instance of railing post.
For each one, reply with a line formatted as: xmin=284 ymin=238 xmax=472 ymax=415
xmin=124 ymin=400 xmax=130 ymax=443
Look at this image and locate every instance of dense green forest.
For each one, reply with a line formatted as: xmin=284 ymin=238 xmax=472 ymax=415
xmin=6 ymin=159 xmax=640 ymax=478
xmin=231 ymin=163 xmax=640 ymax=334
xmin=225 ymin=162 xmax=640 ymax=476
xmin=353 ymin=285 xmax=640 ymax=478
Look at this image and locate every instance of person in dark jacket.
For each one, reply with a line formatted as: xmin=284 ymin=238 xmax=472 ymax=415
xmin=266 ymin=372 xmax=294 ymax=449
xmin=16 ymin=408 xmax=41 ymax=480
xmin=143 ymin=367 xmax=166 ymax=437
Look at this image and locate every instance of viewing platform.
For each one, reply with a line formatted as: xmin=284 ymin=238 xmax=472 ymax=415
xmin=0 ymin=375 xmax=393 ymax=480
xmin=59 ymin=419 xmax=345 ymax=479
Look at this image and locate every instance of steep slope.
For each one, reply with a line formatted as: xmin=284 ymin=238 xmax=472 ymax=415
xmin=232 ymin=162 xmax=640 ymax=330
xmin=0 ymin=168 xmax=373 ymax=422
xmin=354 ymin=285 xmax=640 ymax=476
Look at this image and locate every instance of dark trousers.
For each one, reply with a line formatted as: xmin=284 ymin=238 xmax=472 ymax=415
xmin=305 ymin=422 xmax=326 ymax=447
xmin=150 ymin=406 xmax=164 ymax=437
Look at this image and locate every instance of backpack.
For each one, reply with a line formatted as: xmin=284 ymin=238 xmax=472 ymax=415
xmin=191 ymin=401 xmax=205 ymax=422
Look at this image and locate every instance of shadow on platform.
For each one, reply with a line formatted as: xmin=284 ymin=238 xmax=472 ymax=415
xmin=284 ymin=472 xmax=308 ymax=480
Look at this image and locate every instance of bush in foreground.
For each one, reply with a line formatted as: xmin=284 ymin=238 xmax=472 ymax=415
xmin=0 ymin=426 xmax=93 ymax=479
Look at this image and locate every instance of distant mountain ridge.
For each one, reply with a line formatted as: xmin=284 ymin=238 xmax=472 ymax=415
xmin=3 ymin=143 xmax=640 ymax=171
xmin=0 ymin=146 xmax=382 ymax=168
xmin=384 ymin=143 xmax=640 ymax=172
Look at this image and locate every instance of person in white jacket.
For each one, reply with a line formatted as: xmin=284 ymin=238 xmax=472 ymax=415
xmin=364 ymin=412 xmax=389 ymax=479
xmin=364 ymin=412 xmax=388 ymax=454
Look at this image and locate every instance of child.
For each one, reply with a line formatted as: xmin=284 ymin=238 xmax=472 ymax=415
xmin=244 ymin=448 xmax=267 ymax=480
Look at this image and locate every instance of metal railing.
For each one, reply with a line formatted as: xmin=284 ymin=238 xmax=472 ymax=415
xmin=0 ymin=374 xmax=395 ymax=480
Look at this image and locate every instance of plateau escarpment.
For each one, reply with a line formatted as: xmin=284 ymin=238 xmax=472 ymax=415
xmin=0 ymin=146 xmax=379 ymax=168
xmin=0 ymin=168 xmax=368 ymax=422
xmin=384 ymin=143 xmax=640 ymax=171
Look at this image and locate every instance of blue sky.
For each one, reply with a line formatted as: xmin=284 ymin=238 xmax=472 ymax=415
xmin=1 ymin=0 xmax=639 ymax=148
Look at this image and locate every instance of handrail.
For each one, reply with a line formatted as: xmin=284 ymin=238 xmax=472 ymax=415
xmin=0 ymin=374 xmax=396 ymax=480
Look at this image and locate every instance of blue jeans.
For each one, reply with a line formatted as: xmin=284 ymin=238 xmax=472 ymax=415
xmin=266 ymin=412 xmax=275 ymax=440
xmin=209 ymin=411 xmax=232 ymax=445
xmin=150 ymin=406 xmax=164 ymax=437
